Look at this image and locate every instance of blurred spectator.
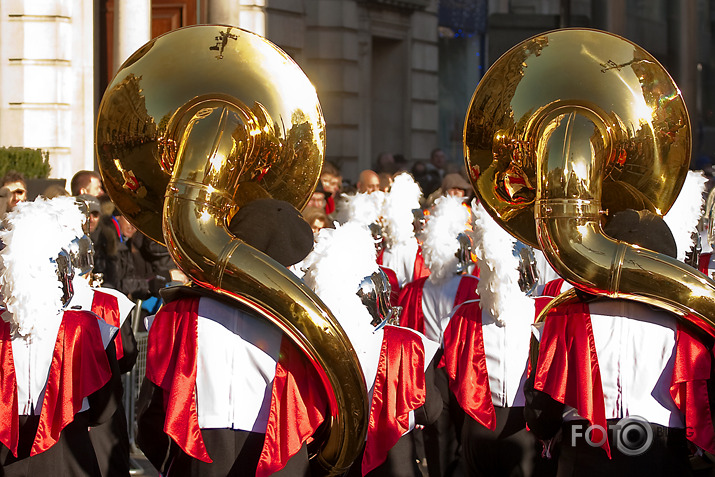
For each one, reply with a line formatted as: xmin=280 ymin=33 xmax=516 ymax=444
xmin=375 ymin=151 xmax=396 ymax=174
xmin=321 ymin=161 xmax=342 ymax=215
xmin=441 ymin=173 xmax=471 ymax=198
xmin=413 ymin=158 xmax=441 ymax=198
xmin=98 ymin=194 xmax=117 ymax=217
xmin=306 ymin=182 xmax=329 ymax=212
xmin=428 ymin=148 xmax=447 ymax=178
xmin=303 ymin=206 xmax=335 ymax=237
xmin=0 ymin=187 xmax=10 ymax=220
xmin=378 ymin=172 xmax=393 ymax=192
xmin=93 ymin=209 xmax=170 ymax=307
xmin=394 ymin=153 xmax=410 ymax=174
xmin=425 ymin=172 xmax=473 ymax=207
xmin=124 ymin=221 xmax=186 ymax=319
xmin=42 ymin=183 xmax=70 ymax=198
xmin=71 ymin=169 xmax=105 ymax=197
xmin=1 ymin=170 xmax=27 ymax=212
xmin=357 ymin=169 xmax=381 ymax=193
xmin=77 ymin=194 xmax=102 ymax=234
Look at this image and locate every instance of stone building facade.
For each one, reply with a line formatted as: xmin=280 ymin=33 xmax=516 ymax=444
xmin=0 ymin=0 xmax=711 ymax=187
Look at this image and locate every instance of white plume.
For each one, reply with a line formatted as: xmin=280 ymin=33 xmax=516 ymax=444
xmin=422 ymin=195 xmax=470 ymax=285
xmin=381 ymin=173 xmax=422 ymax=246
xmin=0 ymin=196 xmax=86 ymax=337
xmin=333 ymin=191 xmax=385 ymax=227
xmin=471 ymin=200 xmax=531 ymax=326
xmin=664 ymin=169 xmax=708 ymax=261
xmin=301 ymin=222 xmax=378 ymax=339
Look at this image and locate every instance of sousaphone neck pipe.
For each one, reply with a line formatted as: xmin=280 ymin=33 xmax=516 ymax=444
xmin=534 ymin=107 xmax=715 ymax=338
xmin=163 ymin=99 xmax=367 ymax=476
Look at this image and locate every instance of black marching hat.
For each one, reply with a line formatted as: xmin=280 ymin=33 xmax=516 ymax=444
xmin=228 ymin=198 xmax=314 ymax=267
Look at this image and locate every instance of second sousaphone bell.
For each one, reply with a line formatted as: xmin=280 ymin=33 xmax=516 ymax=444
xmin=464 ymin=28 xmax=715 ymax=338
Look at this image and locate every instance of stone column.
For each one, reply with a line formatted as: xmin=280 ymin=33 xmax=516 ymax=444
xmin=113 ymin=0 xmax=151 ymax=74
xmin=207 ymin=0 xmax=267 ymax=37
xmin=676 ymin=1 xmax=697 ymax=118
xmin=591 ymin=0 xmax=626 ymax=36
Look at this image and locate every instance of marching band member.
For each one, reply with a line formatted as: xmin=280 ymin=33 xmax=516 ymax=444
xmin=301 ymin=221 xmax=442 ymax=477
xmin=331 ymin=190 xmax=401 ymax=304
xmin=0 ymin=196 xmax=122 ymax=476
xmin=66 ymin=251 xmax=138 ymax=477
xmin=397 ymin=195 xmax=476 ymax=477
xmin=525 ymin=209 xmax=715 ymax=477
xmin=399 ymin=195 xmax=477 ymax=343
xmin=440 ymin=200 xmax=551 ymax=477
xmin=135 ymin=199 xmax=326 ymax=477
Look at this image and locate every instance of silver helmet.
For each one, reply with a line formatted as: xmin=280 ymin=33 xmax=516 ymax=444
xmin=356 ymin=268 xmax=401 ymax=329
xmin=369 ymin=222 xmax=385 ymax=257
xmin=54 ymin=249 xmax=75 ymax=306
xmin=68 ymin=234 xmax=95 ymax=277
xmin=455 ymin=232 xmax=475 ymax=274
xmin=514 ymin=241 xmax=539 ymax=295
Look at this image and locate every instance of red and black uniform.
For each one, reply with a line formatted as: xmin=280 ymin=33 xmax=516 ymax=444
xmin=440 ymin=294 xmax=553 ymax=476
xmin=68 ymin=282 xmax=138 ymax=477
xmin=525 ymin=298 xmax=714 ymax=477
xmin=345 ymin=324 xmax=442 ymax=477
xmin=0 ymin=309 xmax=122 ymax=476
xmin=136 ymin=287 xmax=327 ymax=477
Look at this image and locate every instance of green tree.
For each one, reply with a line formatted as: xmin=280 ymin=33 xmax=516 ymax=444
xmin=0 ymin=147 xmax=51 ymax=179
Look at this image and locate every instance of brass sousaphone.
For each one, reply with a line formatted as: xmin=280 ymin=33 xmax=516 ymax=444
xmin=464 ymin=28 xmax=715 ymax=338
xmin=95 ymin=25 xmax=367 ymax=475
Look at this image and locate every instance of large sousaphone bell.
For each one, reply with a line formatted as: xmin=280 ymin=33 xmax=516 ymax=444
xmin=95 ymin=25 xmax=367 ymax=475
xmin=464 ymin=28 xmax=715 ymax=338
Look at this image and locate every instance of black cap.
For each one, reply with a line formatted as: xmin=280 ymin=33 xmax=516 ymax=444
xmin=76 ymin=194 xmax=101 ymax=214
xmin=228 ymin=198 xmax=314 ymax=267
xmin=604 ymin=209 xmax=677 ymax=259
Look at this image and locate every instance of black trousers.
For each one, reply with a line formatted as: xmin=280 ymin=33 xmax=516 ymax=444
xmin=345 ymin=433 xmax=422 ymax=477
xmin=164 ymin=428 xmax=310 ymax=477
xmin=556 ymin=419 xmax=692 ymax=477
xmin=0 ymin=413 xmax=102 ymax=477
xmin=459 ymin=406 xmax=544 ymax=477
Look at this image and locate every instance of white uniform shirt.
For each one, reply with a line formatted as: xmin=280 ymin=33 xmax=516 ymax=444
xmin=381 ymin=238 xmax=419 ymax=287
xmin=148 ymin=297 xmax=282 ymax=432
xmin=533 ymin=300 xmax=685 ymax=428
xmin=443 ymin=298 xmax=535 ymax=408
xmin=5 ymin=309 xmax=116 ymax=416
xmin=421 ymin=274 xmax=478 ymax=344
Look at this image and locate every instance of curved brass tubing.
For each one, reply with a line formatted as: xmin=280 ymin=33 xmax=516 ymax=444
xmin=464 ymin=28 xmax=715 ymax=339
xmin=96 ymin=25 xmax=367 ymax=475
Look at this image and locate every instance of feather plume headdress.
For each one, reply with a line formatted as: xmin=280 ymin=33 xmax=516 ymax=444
xmin=664 ymin=169 xmax=708 ymax=261
xmin=471 ymin=200 xmax=531 ymax=326
xmin=0 ymin=196 xmax=86 ymax=337
xmin=332 ymin=191 xmax=385 ymax=227
xmin=422 ymin=195 xmax=471 ymax=285
xmin=301 ymin=221 xmax=382 ymax=360
xmin=381 ymin=173 xmax=423 ymax=247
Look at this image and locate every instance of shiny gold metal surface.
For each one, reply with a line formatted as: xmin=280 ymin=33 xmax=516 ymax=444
xmin=464 ymin=28 xmax=715 ymax=338
xmin=96 ymin=25 xmax=367 ymax=475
